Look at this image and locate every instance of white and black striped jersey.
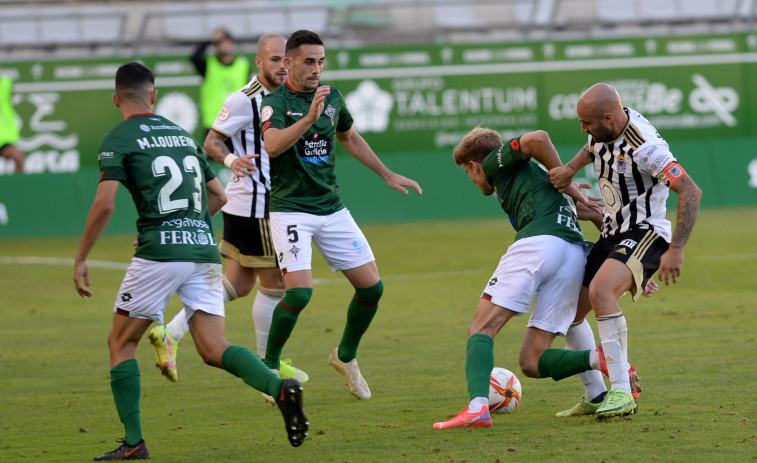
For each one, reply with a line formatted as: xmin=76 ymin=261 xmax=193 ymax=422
xmin=588 ymin=108 xmax=675 ymax=242
xmin=211 ymin=76 xmax=271 ymax=218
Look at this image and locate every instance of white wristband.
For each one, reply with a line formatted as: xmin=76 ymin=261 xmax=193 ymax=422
xmin=223 ymin=154 xmax=236 ymax=169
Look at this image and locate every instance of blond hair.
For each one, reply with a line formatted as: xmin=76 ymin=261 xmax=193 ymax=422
xmin=453 ymin=127 xmax=502 ymax=166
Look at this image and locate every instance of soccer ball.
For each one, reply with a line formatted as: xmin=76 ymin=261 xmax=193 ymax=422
xmin=488 ymin=367 xmax=522 ymax=414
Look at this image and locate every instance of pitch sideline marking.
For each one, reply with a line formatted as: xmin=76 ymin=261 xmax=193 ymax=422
xmin=2 ymin=254 xmax=755 ymax=284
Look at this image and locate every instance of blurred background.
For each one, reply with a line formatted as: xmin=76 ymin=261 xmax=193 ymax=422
xmin=1 ymin=0 xmax=755 ymax=238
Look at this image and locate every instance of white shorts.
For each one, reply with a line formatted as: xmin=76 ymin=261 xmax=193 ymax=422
xmin=113 ymin=257 xmax=225 ymax=323
xmin=270 ymin=208 xmax=375 ymax=274
xmin=482 ymin=235 xmax=586 ymax=336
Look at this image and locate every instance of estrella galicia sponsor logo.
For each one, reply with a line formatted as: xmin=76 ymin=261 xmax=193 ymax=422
xmin=297 ymin=132 xmax=332 ymax=165
xmin=286 ymin=110 xmax=304 ymax=117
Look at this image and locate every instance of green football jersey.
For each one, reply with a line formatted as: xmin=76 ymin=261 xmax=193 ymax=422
xmin=98 ymin=114 xmax=221 ymax=263
xmin=260 ymin=82 xmax=354 ymax=215
xmin=482 ymin=138 xmax=585 ymax=244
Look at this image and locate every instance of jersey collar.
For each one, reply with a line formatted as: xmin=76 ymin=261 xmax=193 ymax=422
xmin=127 ymin=112 xmax=155 ymax=119
xmin=606 ymin=108 xmax=632 ymax=145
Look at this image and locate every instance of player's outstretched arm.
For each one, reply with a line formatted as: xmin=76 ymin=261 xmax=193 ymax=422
xmin=658 ymin=173 xmax=702 ymax=285
xmin=548 ymin=145 xmax=593 ymax=192
xmin=74 ymin=180 xmax=119 ymax=297
xmin=336 ymin=127 xmax=422 ymax=195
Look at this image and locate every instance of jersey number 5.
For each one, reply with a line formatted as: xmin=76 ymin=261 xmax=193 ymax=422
xmin=153 ymin=155 xmax=203 ymax=214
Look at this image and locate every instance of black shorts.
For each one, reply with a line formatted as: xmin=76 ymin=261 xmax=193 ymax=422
xmin=583 ymin=229 xmax=669 ymax=300
xmin=218 ymin=212 xmax=278 ymax=269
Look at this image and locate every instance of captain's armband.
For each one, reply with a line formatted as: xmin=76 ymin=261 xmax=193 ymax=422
xmin=657 ymin=161 xmax=687 ymax=187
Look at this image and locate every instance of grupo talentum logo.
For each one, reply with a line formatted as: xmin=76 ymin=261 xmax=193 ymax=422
xmin=344 ymin=80 xmax=393 ymax=132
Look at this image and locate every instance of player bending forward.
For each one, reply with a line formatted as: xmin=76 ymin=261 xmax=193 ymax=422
xmin=434 ymin=128 xmax=621 ymax=429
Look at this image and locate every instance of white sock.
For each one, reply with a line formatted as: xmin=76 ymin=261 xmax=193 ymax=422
xmin=166 ymin=309 xmax=190 ymax=343
xmin=252 ymin=287 xmax=285 ymax=358
xmin=596 ymin=313 xmax=631 ymax=393
xmin=565 ymin=319 xmax=607 ymax=402
xmin=468 ymin=396 xmax=489 ymax=413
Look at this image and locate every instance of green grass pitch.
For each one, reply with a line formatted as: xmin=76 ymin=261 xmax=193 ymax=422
xmin=1 ymin=208 xmax=755 ymax=462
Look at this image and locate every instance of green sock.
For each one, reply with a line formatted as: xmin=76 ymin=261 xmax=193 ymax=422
xmin=338 ymin=280 xmax=383 ymax=363
xmin=264 ymin=287 xmax=312 ymax=369
xmin=465 ymin=333 xmax=494 ymax=400
xmin=537 ymin=348 xmax=592 ymax=381
xmin=222 ymin=345 xmax=282 ymax=397
xmin=109 ymin=359 xmax=143 ymax=446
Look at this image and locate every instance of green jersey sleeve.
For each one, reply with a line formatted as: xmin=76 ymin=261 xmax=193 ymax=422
xmin=98 ymin=132 xmax=127 ymax=183
xmin=481 ymin=138 xmax=525 ymax=183
xmin=333 ymin=88 xmax=354 ymax=133
xmin=260 ymin=92 xmax=286 ymax=132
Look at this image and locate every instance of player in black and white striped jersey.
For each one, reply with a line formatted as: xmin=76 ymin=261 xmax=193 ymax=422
xmin=549 ymin=83 xmax=702 ymax=418
xmin=150 ymin=34 xmax=308 ymax=385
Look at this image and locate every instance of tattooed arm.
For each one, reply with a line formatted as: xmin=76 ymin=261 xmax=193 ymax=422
xmin=658 ymin=174 xmax=702 ymax=285
xmin=203 ymin=128 xmax=258 ymax=177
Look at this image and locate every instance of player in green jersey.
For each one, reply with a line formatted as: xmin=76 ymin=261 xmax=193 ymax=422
xmin=433 ymin=127 xmax=617 ymax=429
xmin=259 ymin=30 xmax=422 ymax=400
xmin=73 ymin=62 xmax=308 ymax=459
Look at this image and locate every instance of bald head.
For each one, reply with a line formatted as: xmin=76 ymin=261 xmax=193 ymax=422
xmin=257 ymin=34 xmax=286 ymax=54
xmin=576 ymin=83 xmax=627 ymax=142
xmin=255 ymin=34 xmax=287 ymax=89
xmin=578 ymin=83 xmax=622 ymax=117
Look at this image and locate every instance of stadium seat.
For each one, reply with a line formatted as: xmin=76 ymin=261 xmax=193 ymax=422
xmin=205 ymin=2 xmax=253 ymax=40
xmin=595 ymin=0 xmax=639 ymax=25
xmin=79 ymin=5 xmax=127 ymax=45
xmin=290 ymin=3 xmax=332 ymax=34
xmin=162 ymin=4 xmax=208 ymax=42
xmin=432 ymin=4 xmax=480 ymax=30
xmin=38 ymin=7 xmax=82 ymax=45
xmin=247 ymin=7 xmax=290 ymax=36
xmin=0 ymin=9 xmax=38 ymax=46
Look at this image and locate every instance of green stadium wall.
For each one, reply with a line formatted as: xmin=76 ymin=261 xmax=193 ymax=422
xmin=1 ymin=32 xmax=756 ymax=238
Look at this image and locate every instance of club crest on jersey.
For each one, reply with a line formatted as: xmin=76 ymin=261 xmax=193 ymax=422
xmin=289 ymin=245 xmax=300 ymax=259
xmin=325 ymin=104 xmax=336 ymax=125
xmin=617 ymin=154 xmax=626 ymax=174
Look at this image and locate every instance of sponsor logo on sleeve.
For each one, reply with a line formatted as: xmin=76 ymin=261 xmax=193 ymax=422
xmin=218 ymin=105 xmax=230 ymax=122
xmin=261 ymin=105 xmax=273 ymax=122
